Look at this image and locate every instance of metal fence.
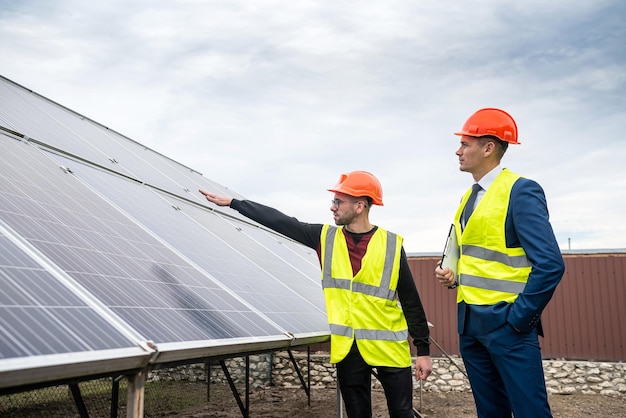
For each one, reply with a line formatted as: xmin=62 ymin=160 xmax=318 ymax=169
xmin=0 ymin=358 xmax=263 ymax=417
xmin=407 ymin=251 xmax=626 ymax=361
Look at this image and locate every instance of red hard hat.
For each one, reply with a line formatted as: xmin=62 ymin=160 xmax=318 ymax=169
xmin=455 ymin=108 xmax=520 ymax=144
xmin=328 ymin=171 xmax=384 ymax=206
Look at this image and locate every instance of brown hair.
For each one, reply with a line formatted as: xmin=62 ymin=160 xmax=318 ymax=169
xmin=478 ymin=136 xmax=508 ymax=159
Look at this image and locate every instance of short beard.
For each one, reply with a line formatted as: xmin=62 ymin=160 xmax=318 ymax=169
xmin=334 ymin=211 xmax=356 ymax=226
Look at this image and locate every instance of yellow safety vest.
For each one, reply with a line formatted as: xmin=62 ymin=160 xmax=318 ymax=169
xmin=454 ymin=169 xmax=532 ymax=305
xmin=320 ymin=225 xmax=411 ymax=367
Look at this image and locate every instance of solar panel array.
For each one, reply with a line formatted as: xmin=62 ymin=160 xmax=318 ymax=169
xmin=0 ymin=75 xmax=329 ymax=389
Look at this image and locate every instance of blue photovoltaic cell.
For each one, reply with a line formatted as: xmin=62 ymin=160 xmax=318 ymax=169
xmin=51 ymin=153 xmax=329 ymax=335
xmin=0 ymin=137 xmax=287 ymax=346
xmin=0 ymin=231 xmax=137 ymax=359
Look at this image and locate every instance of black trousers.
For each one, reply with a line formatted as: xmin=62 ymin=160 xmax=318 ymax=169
xmin=336 ymin=342 xmax=414 ymax=418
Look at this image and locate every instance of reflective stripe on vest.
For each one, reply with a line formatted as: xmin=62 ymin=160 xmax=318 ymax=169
xmin=322 ymin=227 xmax=398 ymax=301
xmin=329 ymin=324 xmax=409 ymax=342
xmin=455 ymin=169 xmax=531 ymax=304
xmin=462 ymin=244 xmax=530 ymax=269
xmin=460 ymin=274 xmax=527 ymax=294
xmin=460 ymin=244 xmax=530 ymax=294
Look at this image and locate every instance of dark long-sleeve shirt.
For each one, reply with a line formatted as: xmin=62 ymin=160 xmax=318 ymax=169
xmin=230 ymin=199 xmax=430 ymax=356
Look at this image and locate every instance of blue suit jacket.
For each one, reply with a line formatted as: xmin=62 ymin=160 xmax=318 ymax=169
xmin=458 ymin=177 xmax=565 ymax=337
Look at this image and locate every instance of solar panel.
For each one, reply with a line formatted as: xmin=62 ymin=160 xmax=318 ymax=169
xmin=0 ymin=75 xmax=330 ymax=389
xmin=0 ymin=77 xmax=246 ymax=214
xmin=0 ymin=137 xmax=293 ymax=344
xmin=47 ymin=151 xmax=329 ymax=335
xmin=0 ymin=79 xmax=126 ymax=175
xmin=0 ymin=230 xmax=138 ymax=359
xmin=0 ymin=220 xmax=151 ymax=388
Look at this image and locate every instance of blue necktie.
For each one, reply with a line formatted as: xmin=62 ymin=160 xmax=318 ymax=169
xmin=462 ymin=183 xmax=482 ymax=229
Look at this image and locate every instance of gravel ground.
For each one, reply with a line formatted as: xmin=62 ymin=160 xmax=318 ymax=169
xmin=177 ymin=383 xmax=626 ymax=417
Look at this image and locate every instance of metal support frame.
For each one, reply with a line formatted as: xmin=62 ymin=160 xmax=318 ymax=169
xmin=63 ymin=371 xmax=148 ymax=418
xmin=211 ymin=348 xmax=314 ymax=418
xmin=220 ymin=358 xmax=250 ymax=418
xmin=430 ymin=337 xmax=468 ymax=378
xmin=69 ymin=382 xmax=89 ymax=418
xmin=286 ymin=348 xmax=311 ymax=406
xmin=205 ymin=361 xmax=211 ymax=403
xmin=0 ymin=369 xmax=141 ymax=418
xmin=110 ymin=375 xmax=124 ymax=418
xmin=336 ymin=384 xmax=344 ymax=418
xmin=6 ymin=339 xmax=461 ymax=418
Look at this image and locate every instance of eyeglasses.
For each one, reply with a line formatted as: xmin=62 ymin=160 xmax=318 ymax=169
xmin=331 ymin=198 xmax=351 ymax=208
xmin=331 ymin=198 xmax=365 ymax=208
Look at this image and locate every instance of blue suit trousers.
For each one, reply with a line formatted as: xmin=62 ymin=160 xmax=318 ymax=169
xmin=460 ymin=318 xmax=552 ymax=418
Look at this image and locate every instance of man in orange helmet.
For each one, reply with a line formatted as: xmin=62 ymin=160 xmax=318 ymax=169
xmin=435 ymin=108 xmax=565 ymax=417
xmin=201 ymin=170 xmax=432 ymax=418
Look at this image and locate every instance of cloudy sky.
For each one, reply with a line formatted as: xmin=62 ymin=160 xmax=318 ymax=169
xmin=1 ymin=0 xmax=625 ymax=253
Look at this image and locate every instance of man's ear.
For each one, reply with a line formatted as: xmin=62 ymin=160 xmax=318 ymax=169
xmin=356 ymin=200 xmax=368 ymax=214
xmin=483 ymin=141 xmax=495 ymax=156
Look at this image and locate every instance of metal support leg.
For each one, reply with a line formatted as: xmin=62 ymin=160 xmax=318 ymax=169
xmin=430 ymin=337 xmax=468 ymax=378
xmin=336 ymin=383 xmax=343 ymax=418
xmin=419 ymin=380 xmax=423 ymax=415
xmin=206 ymin=361 xmax=211 ymax=403
xmin=245 ymin=356 xmax=250 ymax=416
xmin=307 ymin=346 xmax=311 ymax=407
xmin=220 ymin=360 xmax=248 ymax=418
xmin=110 ymin=375 xmax=123 ymax=418
xmin=287 ymin=349 xmax=310 ymax=404
xmin=69 ymin=382 xmax=89 ymax=418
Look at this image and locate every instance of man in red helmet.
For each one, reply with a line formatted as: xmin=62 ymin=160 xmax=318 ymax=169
xmin=435 ymin=108 xmax=565 ymax=417
xmin=200 ymin=170 xmax=432 ymax=418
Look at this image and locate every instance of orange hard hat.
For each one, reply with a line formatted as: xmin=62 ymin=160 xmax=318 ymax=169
xmin=328 ymin=171 xmax=384 ymax=206
xmin=455 ymin=108 xmax=520 ymax=144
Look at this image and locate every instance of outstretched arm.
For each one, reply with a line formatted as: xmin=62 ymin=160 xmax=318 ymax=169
xmin=199 ymin=189 xmax=323 ymax=250
xmin=199 ymin=190 xmax=233 ymax=207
